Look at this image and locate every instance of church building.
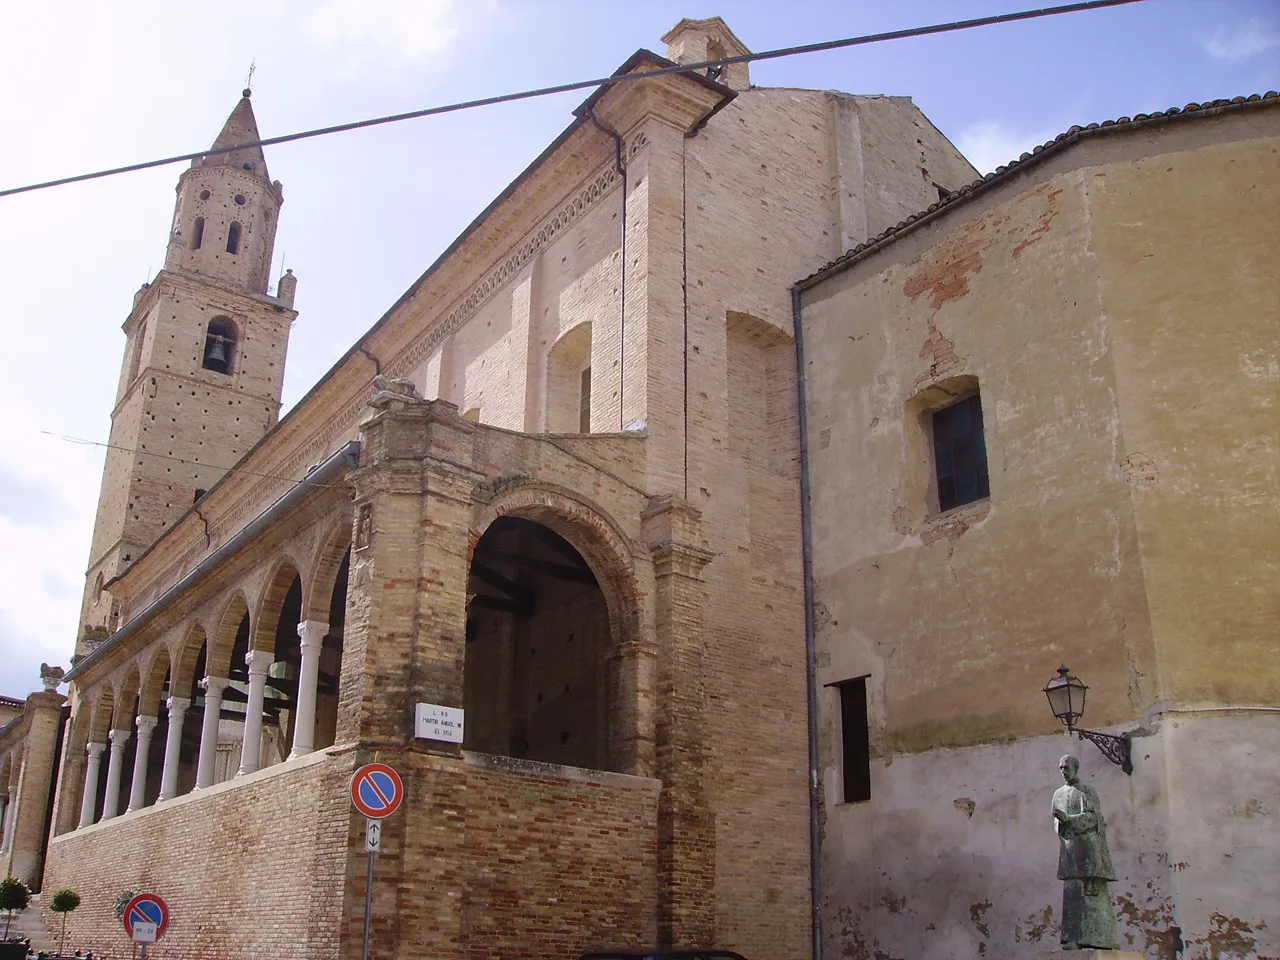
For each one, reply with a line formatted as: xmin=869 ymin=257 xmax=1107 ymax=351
xmin=17 ymin=18 xmax=974 ymax=960
xmin=2 ymin=15 xmax=1275 ymax=960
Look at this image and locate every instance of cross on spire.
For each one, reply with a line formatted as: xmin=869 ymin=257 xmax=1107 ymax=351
xmin=244 ymin=61 xmax=256 ymax=94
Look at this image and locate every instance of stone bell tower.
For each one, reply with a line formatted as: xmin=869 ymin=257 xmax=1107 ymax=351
xmin=76 ymin=90 xmax=298 ymax=654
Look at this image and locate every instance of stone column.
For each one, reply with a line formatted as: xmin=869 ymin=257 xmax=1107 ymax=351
xmin=642 ymin=495 xmax=717 ymax=948
xmin=195 ymin=676 xmax=229 ymax=789
xmin=288 ymin=620 xmax=328 ymax=759
xmin=237 ymin=650 xmax=272 ymax=776
xmin=4 ymin=690 xmax=66 ymax=884
xmin=157 ymin=696 xmax=190 ymax=801
xmin=79 ymin=742 xmax=106 ymax=828
xmin=125 ymin=715 xmax=158 ymax=813
xmin=0 ymin=793 xmax=10 ymax=853
xmin=100 ymin=728 xmax=130 ymax=820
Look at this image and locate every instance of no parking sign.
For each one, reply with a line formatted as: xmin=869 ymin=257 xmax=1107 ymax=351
xmin=123 ymin=892 xmax=168 ymax=946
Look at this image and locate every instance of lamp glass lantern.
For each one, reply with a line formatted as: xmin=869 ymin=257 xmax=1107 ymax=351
xmin=1043 ymin=665 xmax=1087 ymax=732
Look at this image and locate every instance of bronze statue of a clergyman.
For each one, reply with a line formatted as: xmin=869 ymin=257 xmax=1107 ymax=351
xmin=1053 ymin=755 xmax=1119 ymax=950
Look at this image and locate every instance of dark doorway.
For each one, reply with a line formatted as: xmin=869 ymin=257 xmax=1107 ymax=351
xmin=465 ymin=517 xmax=610 ymax=770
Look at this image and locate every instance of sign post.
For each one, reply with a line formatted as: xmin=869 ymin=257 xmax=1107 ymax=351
xmin=350 ymin=762 xmax=404 ymax=960
xmin=122 ymin=893 xmax=168 ymax=960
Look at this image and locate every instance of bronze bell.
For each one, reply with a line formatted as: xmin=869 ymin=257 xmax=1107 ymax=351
xmin=203 ymin=335 xmax=230 ymax=373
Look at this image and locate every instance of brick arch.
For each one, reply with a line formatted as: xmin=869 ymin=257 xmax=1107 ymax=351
xmin=171 ymin=622 xmax=208 ymax=697
xmin=88 ymin=686 xmax=116 ymax=742
xmin=471 ymin=482 xmax=644 ymax=607
xmin=112 ymin=666 xmax=141 ymax=730
xmin=0 ymin=751 xmax=14 ymax=792
xmin=470 ymin=482 xmax=652 ymax=772
xmin=253 ymin=556 xmax=303 ymax=652
xmin=207 ymin=591 xmax=251 ymax=680
xmin=137 ymin=645 xmax=172 ymax=717
xmin=304 ymin=516 xmax=352 ymax=622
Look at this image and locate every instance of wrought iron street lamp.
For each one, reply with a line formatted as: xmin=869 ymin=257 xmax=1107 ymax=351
xmin=1043 ymin=665 xmax=1132 ymax=774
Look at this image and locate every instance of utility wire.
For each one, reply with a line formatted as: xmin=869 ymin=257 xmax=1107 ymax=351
xmin=1 ymin=0 xmax=1146 ymax=199
xmin=41 ymin=431 xmax=351 ymax=490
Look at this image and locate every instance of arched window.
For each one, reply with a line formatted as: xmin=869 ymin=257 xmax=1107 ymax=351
xmin=192 ymin=217 xmax=205 ymax=250
xmin=203 ymin=317 xmax=237 ymax=375
xmin=127 ymin=320 xmax=147 ymax=383
xmin=545 ymin=322 xmax=592 ymax=432
xmin=226 ymin=222 xmax=242 ymax=255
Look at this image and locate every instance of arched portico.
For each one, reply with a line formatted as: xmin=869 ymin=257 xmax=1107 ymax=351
xmin=468 ymin=484 xmax=654 ymax=776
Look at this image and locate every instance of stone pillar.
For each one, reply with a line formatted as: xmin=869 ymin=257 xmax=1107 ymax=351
xmin=100 ymin=728 xmax=130 ymax=820
xmin=4 ymin=691 xmax=66 ymax=884
xmin=340 ymin=393 xmax=480 ymax=746
xmin=0 ymin=793 xmax=10 ymax=853
xmin=158 ymin=696 xmax=190 ymax=801
xmin=125 ymin=715 xmax=157 ymax=813
xmin=237 ymin=650 xmax=272 ymax=776
xmin=79 ymin=742 xmax=105 ymax=828
xmin=642 ymin=495 xmax=717 ymax=948
xmin=195 ymin=677 xmax=229 ymax=789
xmin=288 ymin=621 xmax=328 ymax=759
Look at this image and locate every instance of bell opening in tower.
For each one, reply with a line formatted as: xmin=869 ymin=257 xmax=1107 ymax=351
xmin=203 ymin=317 xmax=237 ymax=375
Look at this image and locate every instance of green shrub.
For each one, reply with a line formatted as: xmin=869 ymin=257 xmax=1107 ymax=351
xmin=0 ymin=877 xmax=31 ymax=940
xmin=49 ymin=889 xmax=80 ymax=954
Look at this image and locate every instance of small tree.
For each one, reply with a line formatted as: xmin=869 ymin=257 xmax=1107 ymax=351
xmin=0 ymin=877 xmax=31 ymax=941
xmin=49 ymin=889 xmax=80 ymax=955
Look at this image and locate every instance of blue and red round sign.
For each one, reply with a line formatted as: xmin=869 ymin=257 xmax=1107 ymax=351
xmin=123 ymin=893 xmax=168 ymax=941
xmin=350 ymin=762 xmax=404 ymax=819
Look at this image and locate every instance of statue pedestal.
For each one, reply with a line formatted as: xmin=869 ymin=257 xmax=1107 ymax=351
xmin=1037 ymin=952 xmax=1144 ymax=959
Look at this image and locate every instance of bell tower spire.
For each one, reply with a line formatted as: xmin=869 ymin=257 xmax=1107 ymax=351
xmin=76 ymin=91 xmax=298 ymax=655
xmin=165 ymin=89 xmax=283 ymax=297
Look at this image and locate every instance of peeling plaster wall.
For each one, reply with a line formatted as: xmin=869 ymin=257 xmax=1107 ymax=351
xmin=820 ymin=730 xmax=1175 ymax=960
xmin=801 ymin=113 xmax=1280 ymax=960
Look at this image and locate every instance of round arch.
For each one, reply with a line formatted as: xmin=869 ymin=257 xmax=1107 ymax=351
xmin=471 ymin=482 xmax=644 ymax=641
xmin=304 ymin=518 xmax=352 ymax=622
xmin=172 ymin=622 xmax=208 ymax=699
xmin=137 ymin=645 xmax=172 ymax=717
xmin=88 ymin=686 xmax=116 ymax=742
xmin=468 ymin=482 xmax=652 ymax=774
xmin=207 ymin=591 xmax=251 ymax=680
xmin=252 ymin=556 xmax=303 ymax=653
xmin=112 ymin=666 xmax=141 ymax=731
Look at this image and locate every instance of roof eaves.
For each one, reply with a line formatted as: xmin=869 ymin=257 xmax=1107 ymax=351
xmin=797 ymin=91 xmax=1280 ymax=291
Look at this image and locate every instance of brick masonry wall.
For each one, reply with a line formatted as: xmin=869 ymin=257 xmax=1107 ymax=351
xmin=372 ymin=749 xmax=660 ymax=960
xmin=43 ymin=749 xmax=354 ymax=960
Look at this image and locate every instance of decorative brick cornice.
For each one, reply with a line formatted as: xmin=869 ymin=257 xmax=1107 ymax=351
xmin=385 ymin=163 xmax=622 ymax=380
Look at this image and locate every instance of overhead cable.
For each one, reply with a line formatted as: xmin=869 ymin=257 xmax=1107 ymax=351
xmin=0 ymin=0 xmax=1146 ymax=199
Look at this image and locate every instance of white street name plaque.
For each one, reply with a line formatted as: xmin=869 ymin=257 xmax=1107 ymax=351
xmin=414 ymin=702 xmax=464 ymax=743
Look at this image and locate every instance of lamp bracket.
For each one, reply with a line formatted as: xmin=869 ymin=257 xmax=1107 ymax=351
xmin=1075 ymin=728 xmax=1133 ymax=775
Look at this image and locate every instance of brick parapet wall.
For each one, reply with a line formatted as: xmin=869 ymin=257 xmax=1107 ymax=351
xmin=362 ymin=748 xmax=661 ymax=960
xmin=43 ymin=747 xmax=355 ymax=960
xmin=41 ymin=742 xmax=659 ymax=960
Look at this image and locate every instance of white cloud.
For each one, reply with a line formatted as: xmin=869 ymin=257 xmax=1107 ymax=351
xmin=302 ymin=0 xmax=496 ymax=72
xmin=0 ymin=413 xmax=102 ymax=699
xmin=956 ymin=120 xmax=1064 ymax=176
xmin=1204 ymin=18 xmax=1280 ymax=61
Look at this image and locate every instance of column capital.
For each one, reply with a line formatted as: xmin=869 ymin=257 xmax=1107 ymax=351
xmin=86 ymin=741 xmax=106 ymax=760
xmin=297 ymin=620 xmax=330 ymax=649
xmin=166 ymin=695 xmax=191 ymax=715
xmin=135 ymin=715 xmax=158 ymax=737
xmin=244 ymin=649 xmax=273 ymax=675
xmin=200 ymin=675 xmax=230 ymax=697
xmin=109 ymin=728 xmax=131 ymax=749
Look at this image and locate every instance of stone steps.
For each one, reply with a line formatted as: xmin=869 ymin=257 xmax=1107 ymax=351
xmin=4 ymin=896 xmax=57 ymax=955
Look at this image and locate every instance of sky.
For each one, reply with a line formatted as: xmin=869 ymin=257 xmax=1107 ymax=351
xmin=0 ymin=0 xmax=1276 ymax=699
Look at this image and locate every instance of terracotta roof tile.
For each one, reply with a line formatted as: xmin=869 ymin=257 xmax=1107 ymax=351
xmin=799 ymin=91 xmax=1280 ymax=288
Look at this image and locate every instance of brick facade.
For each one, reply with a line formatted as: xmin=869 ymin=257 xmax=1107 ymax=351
xmin=36 ymin=17 xmax=981 ymax=960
